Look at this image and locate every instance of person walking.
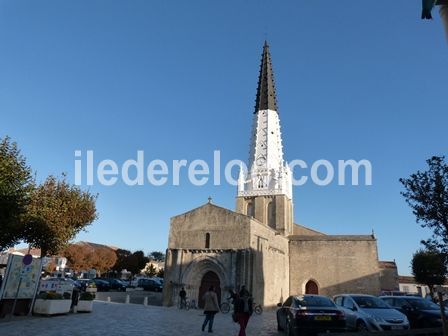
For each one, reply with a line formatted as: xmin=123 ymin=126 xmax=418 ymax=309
xmin=201 ymin=286 xmax=220 ymax=333
xmin=233 ymin=293 xmax=253 ymax=336
xmin=179 ymin=287 xmax=187 ymax=309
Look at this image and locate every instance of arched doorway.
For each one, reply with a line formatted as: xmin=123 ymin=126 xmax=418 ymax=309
xmin=305 ymin=280 xmax=319 ymax=294
xmin=198 ymin=271 xmax=221 ymax=308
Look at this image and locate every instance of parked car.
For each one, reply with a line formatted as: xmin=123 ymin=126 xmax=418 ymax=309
xmin=92 ymin=278 xmax=111 ymax=292
xmin=334 ymin=294 xmax=409 ymax=331
xmin=102 ymin=278 xmax=128 ymax=291
xmin=380 ymin=296 xmax=446 ymax=328
xmin=138 ymin=278 xmax=163 ymax=292
xmin=276 ymin=295 xmax=347 ymax=335
xmin=77 ymin=279 xmax=97 ymax=291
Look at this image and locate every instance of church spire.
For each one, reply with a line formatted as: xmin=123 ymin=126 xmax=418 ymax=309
xmin=254 ymin=41 xmax=278 ymax=113
xmin=237 ymin=42 xmax=292 ymax=200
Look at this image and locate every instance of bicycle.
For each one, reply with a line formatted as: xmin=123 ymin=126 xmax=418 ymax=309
xmin=252 ymin=302 xmax=262 ymax=315
xmin=177 ymin=297 xmax=190 ymax=310
xmin=220 ymin=297 xmax=233 ymax=313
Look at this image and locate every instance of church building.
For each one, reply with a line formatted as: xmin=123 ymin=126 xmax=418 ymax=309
xmin=162 ymin=42 xmax=388 ymax=308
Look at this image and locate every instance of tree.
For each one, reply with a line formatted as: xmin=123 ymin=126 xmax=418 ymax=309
xmin=412 ymin=249 xmax=447 ymax=297
xmin=148 ymin=251 xmax=165 ymax=262
xmin=157 ymin=268 xmax=164 ymax=278
xmin=112 ymin=249 xmax=132 ymax=272
xmin=92 ymin=247 xmax=117 ymax=274
xmin=143 ymin=263 xmax=157 ymax=277
xmin=23 ymin=175 xmax=98 ymax=257
xmin=0 ymin=136 xmax=34 ymax=251
xmin=125 ymin=251 xmax=149 ymax=275
xmin=400 ymin=156 xmax=448 ymax=253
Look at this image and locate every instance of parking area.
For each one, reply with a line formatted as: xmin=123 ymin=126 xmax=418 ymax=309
xmin=0 ymin=301 xmax=281 ymax=336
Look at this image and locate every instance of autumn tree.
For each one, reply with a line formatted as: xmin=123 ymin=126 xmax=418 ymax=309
xmin=23 ymin=176 xmax=97 ymax=257
xmin=92 ymin=247 xmax=117 ymax=273
xmin=412 ymin=249 xmax=447 ymax=297
xmin=0 ymin=136 xmax=34 ymax=251
xmin=400 ymin=156 xmax=448 ymax=253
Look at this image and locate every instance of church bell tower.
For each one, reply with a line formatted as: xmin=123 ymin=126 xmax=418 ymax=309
xmin=236 ymin=41 xmax=293 ymax=236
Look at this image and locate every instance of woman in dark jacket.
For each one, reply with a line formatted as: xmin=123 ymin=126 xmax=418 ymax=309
xmin=233 ymin=293 xmax=253 ymax=336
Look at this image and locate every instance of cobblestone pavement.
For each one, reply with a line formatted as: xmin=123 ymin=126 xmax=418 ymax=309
xmin=0 ymin=301 xmax=282 ymax=336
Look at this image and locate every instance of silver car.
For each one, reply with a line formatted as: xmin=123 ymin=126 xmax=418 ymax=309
xmin=334 ymin=294 xmax=410 ymax=331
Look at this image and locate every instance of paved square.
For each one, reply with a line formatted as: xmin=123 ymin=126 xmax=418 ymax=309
xmin=0 ymin=301 xmax=282 ymax=336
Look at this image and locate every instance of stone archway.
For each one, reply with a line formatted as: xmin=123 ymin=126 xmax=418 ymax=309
xmin=180 ymin=255 xmax=230 ymax=309
xmin=305 ymin=280 xmax=319 ymax=294
xmin=198 ymin=271 xmax=221 ymax=308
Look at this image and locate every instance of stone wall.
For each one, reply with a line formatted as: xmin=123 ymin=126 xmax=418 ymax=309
xmin=289 ymin=236 xmax=381 ymax=297
xmin=168 ymin=203 xmax=251 ymax=250
xmin=249 ymin=220 xmax=289 ymax=307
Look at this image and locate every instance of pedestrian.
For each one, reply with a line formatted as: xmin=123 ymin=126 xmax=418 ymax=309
xmin=179 ymin=287 xmax=187 ymax=309
xmin=233 ymin=293 xmax=253 ymax=336
xmin=239 ymin=285 xmax=250 ymax=299
xmin=201 ymin=286 xmax=220 ymax=333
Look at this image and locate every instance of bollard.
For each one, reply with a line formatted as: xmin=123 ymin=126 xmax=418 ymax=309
xmin=143 ymin=297 xmax=148 ymax=306
xmin=125 ymin=294 xmax=130 ymax=304
xmin=107 ymin=296 xmax=111 ymax=302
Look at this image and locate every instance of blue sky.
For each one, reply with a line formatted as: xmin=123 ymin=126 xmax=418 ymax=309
xmin=0 ymin=1 xmax=447 ymax=275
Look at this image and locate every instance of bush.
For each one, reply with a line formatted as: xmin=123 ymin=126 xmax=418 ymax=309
xmin=79 ymin=292 xmax=95 ymax=301
xmin=37 ymin=292 xmax=64 ymax=300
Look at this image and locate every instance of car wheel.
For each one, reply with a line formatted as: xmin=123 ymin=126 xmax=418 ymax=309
xmin=356 ymin=320 xmax=368 ymax=332
xmin=277 ymin=316 xmax=284 ymax=331
xmin=286 ymin=320 xmax=294 ymax=336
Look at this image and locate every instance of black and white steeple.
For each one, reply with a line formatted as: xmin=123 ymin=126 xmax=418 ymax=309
xmin=238 ymin=42 xmax=292 ymax=200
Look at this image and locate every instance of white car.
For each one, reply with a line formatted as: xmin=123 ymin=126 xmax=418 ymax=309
xmin=334 ymin=294 xmax=410 ymax=331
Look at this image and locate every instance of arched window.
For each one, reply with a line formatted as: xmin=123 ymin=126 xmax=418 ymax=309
xmin=247 ymin=202 xmax=254 ymax=217
xmin=267 ymin=201 xmax=275 ymax=228
xmin=205 ymin=233 xmax=210 ymax=248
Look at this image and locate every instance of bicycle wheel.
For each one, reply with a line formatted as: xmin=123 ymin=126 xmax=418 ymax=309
xmin=254 ymin=305 xmax=262 ymax=315
xmin=220 ymin=302 xmax=230 ymax=313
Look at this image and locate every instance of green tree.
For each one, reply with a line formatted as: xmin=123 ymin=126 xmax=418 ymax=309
xmin=0 ymin=136 xmax=34 ymax=251
xmin=23 ymin=175 xmax=98 ymax=257
xmin=144 ymin=263 xmax=157 ymax=277
xmin=400 ymin=156 xmax=448 ymax=253
xmin=112 ymin=249 xmax=132 ymax=272
xmin=126 ymin=251 xmax=149 ymax=275
xmin=412 ymin=249 xmax=447 ymax=297
xmin=149 ymin=251 xmax=165 ymax=262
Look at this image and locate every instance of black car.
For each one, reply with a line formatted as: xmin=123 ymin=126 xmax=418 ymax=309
xmin=380 ymin=296 xmax=445 ymax=328
xmin=138 ymin=278 xmax=163 ymax=292
xmin=103 ymin=278 xmax=128 ymax=291
xmin=92 ymin=278 xmax=111 ymax=292
xmin=277 ymin=295 xmax=347 ymax=335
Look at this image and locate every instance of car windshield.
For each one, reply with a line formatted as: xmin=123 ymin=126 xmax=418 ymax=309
xmin=407 ymin=298 xmax=440 ymax=310
xmin=353 ymin=296 xmax=389 ymax=309
xmin=295 ymin=296 xmax=335 ymax=307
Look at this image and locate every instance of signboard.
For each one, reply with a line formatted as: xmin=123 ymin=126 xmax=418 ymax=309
xmin=39 ymin=279 xmax=73 ymax=295
xmin=1 ymin=254 xmax=42 ymax=299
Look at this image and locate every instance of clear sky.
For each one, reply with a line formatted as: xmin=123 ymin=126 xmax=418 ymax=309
xmin=1 ymin=1 xmax=447 ymax=275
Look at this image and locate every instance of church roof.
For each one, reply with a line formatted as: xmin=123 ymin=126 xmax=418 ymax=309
xmin=254 ymin=41 xmax=278 ymax=113
xmin=288 ymin=235 xmax=376 ymax=241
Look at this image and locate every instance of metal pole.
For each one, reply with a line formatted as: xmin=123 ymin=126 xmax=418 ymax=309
xmin=9 ymin=276 xmax=23 ymax=321
xmin=438 ymin=291 xmax=448 ymax=336
xmin=28 ymin=258 xmax=44 ymax=316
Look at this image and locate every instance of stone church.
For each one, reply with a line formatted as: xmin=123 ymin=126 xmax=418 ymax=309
xmin=163 ymin=42 xmax=390 ymax=308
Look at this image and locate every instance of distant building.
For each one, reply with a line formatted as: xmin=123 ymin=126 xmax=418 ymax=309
xmin=379 ymin=261 xmax=399 ymax=292
xmin=163 ymin=42 xmax=393 ymax=308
